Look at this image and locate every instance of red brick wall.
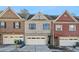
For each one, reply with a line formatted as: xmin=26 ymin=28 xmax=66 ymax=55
xmin=52 ymin=23 xmax=79 ymax=37
xmin=56 ymin=11 xmax=75 ymax=22
xmin=0 ymin=21 xmax=25 ymax=34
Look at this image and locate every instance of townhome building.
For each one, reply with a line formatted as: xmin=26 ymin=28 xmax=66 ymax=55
xmin=25 ymin=12 xmax=53 ymax=45
xmin=52 ymin=10 xmax=79 ymax=47
xmin=1 ymin=7 xmax=79 ymax=47
xmin=0 ymin=7 xmax=25 ymax=44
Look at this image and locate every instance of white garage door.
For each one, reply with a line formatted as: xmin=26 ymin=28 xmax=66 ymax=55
xmin=26 ymin=36 xmax=48 ymax=45
xmin=3 ymin=34 xmax=24 ymax=44
xmin=59 ymin=37 xmax=78 ymax=46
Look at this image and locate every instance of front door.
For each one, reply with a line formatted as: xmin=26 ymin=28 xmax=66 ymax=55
xmin=54 ymin=36 xmax=59 ymax=46
xmin=48 ymin=35 xmax=51 ymax=44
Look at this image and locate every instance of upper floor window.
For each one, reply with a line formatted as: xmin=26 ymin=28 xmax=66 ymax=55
xmin=0 ymin=21 xmax=6 ymax=28
xmin=55 ymin=25 xmax=62 ymax=31
xmin=43 ymin=23 xmax=50 ymax=30
xmin=13 ymin=22 xmax=20 ymax=29
xmin=69 ymin=25 xmax=76 ymax=31
xmin=29 ymin=23 xmax=36 ymax=30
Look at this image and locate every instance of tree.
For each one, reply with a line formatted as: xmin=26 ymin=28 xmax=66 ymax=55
xmin=18 ymin=9 xmax=29 ymax=19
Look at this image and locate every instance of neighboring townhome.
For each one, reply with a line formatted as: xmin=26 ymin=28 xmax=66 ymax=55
xmin=25 ymin=12 xmax=52 ymax=45
xmin=0 ymin=7 xmax=25 ymax=44
xmin=52 ymin=10 xmax=79 ymax=46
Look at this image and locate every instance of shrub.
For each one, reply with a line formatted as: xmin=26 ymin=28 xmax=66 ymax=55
xmin=14 ymin=40 xmax=22 ymax=45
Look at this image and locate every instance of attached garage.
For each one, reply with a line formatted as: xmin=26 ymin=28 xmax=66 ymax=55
xmin=25 ymin=36 xmax=48 ymax=45
xmin=3 ymin=34 xmax=24 ymax=44
xmin=59 ymin=37 xmax=78 ymax=46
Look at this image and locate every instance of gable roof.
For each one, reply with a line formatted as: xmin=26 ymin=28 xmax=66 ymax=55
xmin=45 ymin=15 xmax=57 ymax=20
xmin=30 ymin=12 xmax=49 ymax=21
xmin=27 ymin=14 xmax=56 ymax=20
xmin=0 ymin=7 xmax=22 ymax=19
xmin=54 ymin=10 xmax=78 ymax=22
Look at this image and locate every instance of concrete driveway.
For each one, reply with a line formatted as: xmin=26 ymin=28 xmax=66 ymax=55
xmin=0 ymin=45 xmax=69 ymax=52
xmin=17 ymin=45 xmax=51 ymax=52
xmin=0 ymin=45 xmax=16 ymax=52
xmin=0 ymin=45 xmax=51 ymax=52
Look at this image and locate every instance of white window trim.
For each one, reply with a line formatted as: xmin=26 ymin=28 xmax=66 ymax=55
xmin=14 ymin=22 xmax=20 ymax=29
xmin=43 ymin=23 xmax=50 ymax=30
xmin=69 ymin=25 xmax=76 ymax=32
xmin=29 ymin=23 xmax=36 ymax=30
xmin=55 ymin=25 xmax=62 ymax=31
xmin=0 ymin=21 xmax=5 ymax=28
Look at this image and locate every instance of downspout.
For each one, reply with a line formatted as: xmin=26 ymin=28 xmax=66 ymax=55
xmin=52 ymin=21 xmax=55 ymax=46
xmin=50 ymin=21 xmax=54 ymax=46
xmin=24 ymin=20 xmax=26 ymax=45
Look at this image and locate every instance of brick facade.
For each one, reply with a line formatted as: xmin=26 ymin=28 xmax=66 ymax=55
xmin=0 ymin=7 xmax=25 ymax=44
xmin=51 ymin=11 xmax=79 ymax=46
xmin=0 ymin=7 xmax=79 ymax=46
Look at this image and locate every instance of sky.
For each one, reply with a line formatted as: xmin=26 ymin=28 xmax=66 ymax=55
xmin=0 ymin=6 xmax=79 ymax=16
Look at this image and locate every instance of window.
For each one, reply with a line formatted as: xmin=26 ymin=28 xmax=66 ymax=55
xmin=69 ymin=25 xmax=76 ymax=31
xmin=41 ymin=37 xmax=45 ymax=39
xmin=43 ymin=23 xmax=50 ymax=30
xmin=70 ymin=39 xmax=73 ymax=40
xmin=19 ymin=36 xmax=23 ymax=38
xmin=15 ymin=36 xmax=18 ymax=38
xmin=32 ymin=37 xmax=36 ymax=39
xmin=0 ymin=21 xmax=6 ymax=28
xmin=37 ymin=37 xmax=40 ymax=39
xmin=55 ymin=25 xmax=62 ymax=31
xmin=74 ymin=39 xmax=77 ymax=40
xmin=13 ymin=22 xmax=20 ymax=29
xmin=29 ymin=23 xmax=36 ymax=30
xmin=28 ymin=37 xmax=31 ymax=39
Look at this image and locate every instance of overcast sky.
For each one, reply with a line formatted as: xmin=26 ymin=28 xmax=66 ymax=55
xmin=0 ymin=6 xmax=79 ymax=16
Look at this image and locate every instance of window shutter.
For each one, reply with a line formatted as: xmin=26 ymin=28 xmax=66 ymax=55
xmin=13 ymin=22 xmax=15 ymax=28
xmin=19 ymin=22 xmax=21 ymax=29
xmin=5 ymin=22 xmax=6 ymax=28
xmin=0 ymin=22 xmax=1 ymax=28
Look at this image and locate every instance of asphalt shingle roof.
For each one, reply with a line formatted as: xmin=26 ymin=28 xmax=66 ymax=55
xmin=26 ymin=14 xmax=58 ymax=20
xmin=74 ymin=16 xmax=79 ymax=21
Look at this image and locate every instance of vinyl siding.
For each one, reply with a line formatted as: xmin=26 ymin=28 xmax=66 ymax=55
xmin=25 ymin=21 xmax=51 ymax=35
